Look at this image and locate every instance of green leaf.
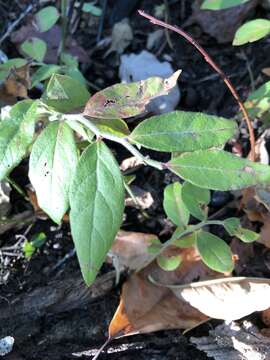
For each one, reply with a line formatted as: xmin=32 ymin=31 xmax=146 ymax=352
xmin=0 ymin=100 xmax=38 ymax=180
xmin=171 ymin=227 xmax=197 ymax=248
xmin=182 ymin=182 xmax=210 ymax=221
xmin=31 ymin=64 xmax=61 ymax=88
xmin=235 ymin=228 xmax=259 ymax=243
xmin=66 ymin=119 xmax=94 ymax=141
xmin=196 ymin=231 xmax=234 ymax=273
xmin=0 ymin=58 xmax=27 ymax=81
xmin=224 ymin=218 xmax=259 ymax=243
xmin=244 ymin=81 xmax=270 ymax=120
xmin=168 ymin=150 xmax=270 ymax=191
xmin=42 ymin=74 xmax=90 ymax=113
xmin=21 ymin=37 xmax=47 ymax=62
xmin=63 ymin=67 xmax=87 ymax=85
xmin=201 ymin=0 xmax=250 ymax=10
xmin=157 ymin=254 xmax=182 ymax=271
xmin=69 ymin=141 xmax=125 ymax=286
xmin=233 ymin=19 xmax=270 ymax=46
xmin=82 ymin=2 xmax=102 ymax=16
xmin=31 ymin=232 xmax=47 ymax=248
xmin=23 ymin=240 xmax=36 ymax=258
xmin=29 ymin=121 xmax=78 ymax=224
xmin=163 ymin=182 xmax=189 ymax=227
xmin=130 ymin=111 xmax=236 ymax=152
xmin=223 ymin=217 xmax=241 ymax=235
xmin=35 ymin=6 xmax=60 ymax=32
xmin=83 ymin=70 xmax=181 ymax=119
xmin=23 ymin=232 xmax=46 ymax=258
xmin=91 ymin=118 xmax=130 ymax=137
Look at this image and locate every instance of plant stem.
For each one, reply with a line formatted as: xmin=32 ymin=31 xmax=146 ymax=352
xmin=59 ymin=0 xmax=68 ymax=60
xmin=136 ymin=220 xmax=225 ymax=272
xmin=138 ymin=10 xmax=256 ymax=162
xmin=5 ymin=176 xmax=29 ymax=202
xmin=65 ymin=114 xmax=165 ymax=170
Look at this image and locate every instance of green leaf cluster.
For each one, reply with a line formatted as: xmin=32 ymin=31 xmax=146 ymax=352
xmin=0 ymin=68 xmax=267 ymax=286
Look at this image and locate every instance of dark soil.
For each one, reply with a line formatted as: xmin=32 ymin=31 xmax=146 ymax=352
xmin=1 ymin=1 xmax=270 ymax=359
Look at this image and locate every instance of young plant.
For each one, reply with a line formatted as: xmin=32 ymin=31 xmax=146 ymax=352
xmin=159 ymin=181 xmax=259 ymax=273
xmin=1 ymin=70 xmax=270 ymax=286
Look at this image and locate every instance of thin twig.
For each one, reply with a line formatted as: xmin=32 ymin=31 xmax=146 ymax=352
xmin=0 ymin=4 xmax=33 ymax=45
xmin=138 ymin=10 xmax=256 ymax=162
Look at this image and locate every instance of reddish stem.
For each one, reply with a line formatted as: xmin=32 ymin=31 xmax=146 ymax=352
xmin=138 ymin=10 xmax=255 ymax=162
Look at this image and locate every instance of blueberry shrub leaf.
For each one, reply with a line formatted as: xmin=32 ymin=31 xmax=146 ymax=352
xmin=69 ymin=141 xmax=125 ymax=286
xmin=29 ymin=121 xmax=78 ymax=224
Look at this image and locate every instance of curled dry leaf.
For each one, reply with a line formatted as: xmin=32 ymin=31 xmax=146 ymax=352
xmin=189 ymin=0 xmax=258 ymax=43
xmin=261 ymin=307 xmax=270 ymax=327
xmin=109 ymin=230 xmax=158 ymax=271
xmin=120 ymin=156 xmax=144 ymax=172
xmin=170 ymin=277 xmax=270 ymax=320
xmin=83 ymin=70 xmax=181 ymax=119
xmin=0 ymin=63 xmax=30 ymax=105
xmin=125 ymin=186 xmax=154 ymax=210
xmin=109 ymin=247 xmax=219 ymax=337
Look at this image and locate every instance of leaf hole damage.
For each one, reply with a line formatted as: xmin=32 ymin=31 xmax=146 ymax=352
xmin=104 ymin=99 xmax=116 ymax=107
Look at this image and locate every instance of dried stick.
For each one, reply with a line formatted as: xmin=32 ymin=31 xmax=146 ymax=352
xmin=138 ymin=10 xmax=256 ymax=162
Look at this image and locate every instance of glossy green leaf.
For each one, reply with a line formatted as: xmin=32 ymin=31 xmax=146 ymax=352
xmin=29 ymin=121 xmax=78 ymax=224
xmin=244 ymin=81 xmax=270 ymax=121
xmin=171 ymin=227 xmax=197 ymax=248
xmin=31 ymin=64 xmax=61 ymax=88
xmin=168 ymin=150 xmax=270 ymax=191
xmin=0 ymin=58 xmax=27 ymax=81
xmin=91 ymin=118 xmax=130 ymax=137
xmin=69 ymin=141 xmax=125 ymax=286
xmin=223 ymin=217 xmax=241 ymax=235
xmin=163 ymin=182 xmax=189 ymax=227
xmin=233 ymin=19 xmax=270 ymax=46
xmin=196 ymin=231 xmax=234 ymax=273
xmin=66 ymin=119 xmax=94 ymax=141
xmin=157 ymin=254 xmax=182 ymax=271
xmin=130 ymin=111 xmax=236 ymax=152
xmin=83 ymin=70 xmax=181 ymax=119
xmin=35 ymin=6 xmax=60 ymax=32
xmin=235 ymin=228 xmax=259 ymax=243
xmin=201 ymin=0 xmax=250 ymax=10
xmin=42 ymin=74 xmax=90 ymax=113
xmin=224 ymin=218 xmax=259 ymax=243
xmin=63 ymin=67 xmax=87 ymax=85
xmin=0 ymin=100 xmax=37 ymax=180
xmin=21 ymin=37 xmax=47 ymax=62
xmin=182 ymin=182 xmax=210 ymax=221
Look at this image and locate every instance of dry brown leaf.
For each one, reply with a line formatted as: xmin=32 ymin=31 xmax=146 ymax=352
xmin=261 ymin=307 xmax=270 ymax=327
xmin=27 ymin=188 xmax=69 ymax=222
xmin=109 ymin=247 xmax=219 ymax=337
xmin=188 ymin=0 xmax=258 ymax=43
xmin=258 ymin=214 xmax=270 ymax=248
xmin=262 ymin=67 xmax=270 ymax=77
xmin=170 ymin=277 xmax=270 ymax=320
xmin=120 ymin=156 xmax=144 ymax=172
xmin=0 ymin=63 xmax=30 ymax=105
xmin=109 ymin=230 xmax=158 ymax=271
xmin=125 ymin=186 xmax=154 ymax=209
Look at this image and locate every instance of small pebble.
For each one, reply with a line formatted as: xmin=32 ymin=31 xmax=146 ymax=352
xmin=0 ymin=336 xmax=14 ymax=356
